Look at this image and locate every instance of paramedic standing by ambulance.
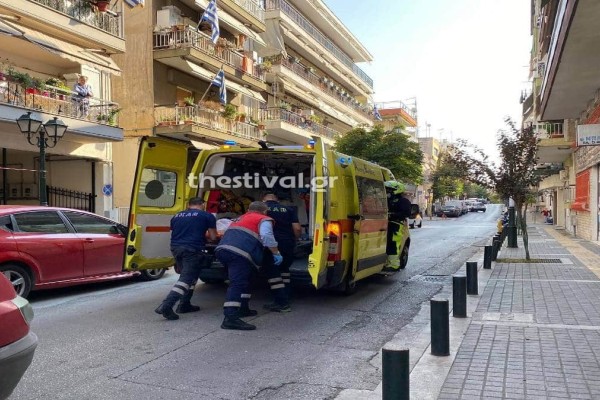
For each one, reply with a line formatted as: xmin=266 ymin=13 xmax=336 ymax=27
xmin=263 ymin=193 xmax=302 ymax=311
xmin=215 ymin=201 xmax=283 ymax=331
xmin=155 ymin=197 xmax=217 ymax=320
xmin=384 ymin=181 xmax=412 ymax=270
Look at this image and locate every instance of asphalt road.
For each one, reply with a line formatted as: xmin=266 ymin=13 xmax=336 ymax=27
xmin=11 ymin=205 xmax=503 ymax=400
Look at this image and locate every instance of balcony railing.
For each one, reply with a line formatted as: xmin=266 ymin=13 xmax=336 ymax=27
xmin=261 ymin=107 xmax=340 ymax=140
xmin=533 ymin=122 xmax=564 ymax=139
xmin=31 ymin=0 xmax=122 ymax=37
xmin=0 ymin=78 xmax=120 ymax=126
xmin=153 ymin=27 xmax=264 ymax=81
xmin=154 ymin=105 xmax=262 ymax=142
xmin=275 ymin=57 xmax=372 ymax=119
xmin=229 ymin=0 xmax=265 ymax=22
xmin=265 ymin=0 xmax=373 ymax=90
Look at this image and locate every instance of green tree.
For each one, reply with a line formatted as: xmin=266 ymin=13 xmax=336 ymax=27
xmin=334 ymin=125 xmax=423 ymax=184
xmin=443 ymin=119 xmax=541 ymax=259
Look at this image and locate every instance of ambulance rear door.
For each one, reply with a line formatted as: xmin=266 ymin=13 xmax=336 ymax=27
xmin=351 ymin=159 xmax=389 ymax=280
xmin=124 ymin=137 xmax=192 ymax=271
xmin=308 ymin=138 xmax=331 ymax=289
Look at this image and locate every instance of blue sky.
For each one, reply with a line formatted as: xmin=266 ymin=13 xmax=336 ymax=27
xmin=325 ymin=0 xmax=531 ymax=159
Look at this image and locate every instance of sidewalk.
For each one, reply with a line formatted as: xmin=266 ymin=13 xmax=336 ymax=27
xmin=336 ymin=223 xmax=600 ymax=399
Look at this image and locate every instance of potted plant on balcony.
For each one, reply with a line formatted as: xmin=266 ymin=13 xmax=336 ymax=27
xmin=183 ymin=96 xmax=195 ymax=107
xmin=236 ymin=112 xmax=247 ymax=122
xmin=258 ymin=60 xmax=272 ymax=73
xmin=222 ymin=104 xmax=237 ymax=120
xmin=97 ymin=107 xmax=121 ymax=126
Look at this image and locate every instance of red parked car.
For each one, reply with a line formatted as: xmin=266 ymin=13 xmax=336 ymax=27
xmin=0 ymin=206 xmax=166 ymax=297
xmin=0 ymin=273 xmax=37 ymax=399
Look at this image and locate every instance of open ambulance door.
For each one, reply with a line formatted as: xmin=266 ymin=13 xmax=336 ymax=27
xmin=308 ymin=137 xmax=331 ymax=289
xmin=351 ymin=160 xmax=389 ymax=281
xmin=124 ymin=137 xmax=191 ymax=272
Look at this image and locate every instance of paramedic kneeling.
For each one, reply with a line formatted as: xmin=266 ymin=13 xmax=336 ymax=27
xmin=155 ymin=197 xmax=217 ymax=321
xmin=215 ymin=201 xmax=282 ymax=331
xmin=384 ymin=181 xmax=411 ymax=270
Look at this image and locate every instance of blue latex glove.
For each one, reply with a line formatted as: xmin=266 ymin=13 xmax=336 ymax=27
xmin=273 ymin=254 xmax=283 ymax=266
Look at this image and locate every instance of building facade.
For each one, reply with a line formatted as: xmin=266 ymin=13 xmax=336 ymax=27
xmin=528 ymin=0 xmax=599 ymax=240
xmin=0 ymin=0 xmax=125 ymax=216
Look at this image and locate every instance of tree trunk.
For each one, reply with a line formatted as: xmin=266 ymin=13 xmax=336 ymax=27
xmin=518 ymin=202 xmax=531 ymax=260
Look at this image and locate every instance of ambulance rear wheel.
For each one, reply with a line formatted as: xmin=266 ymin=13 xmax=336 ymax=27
xmin=399 ymin=245 xmax=409 ymax=269
xmin=342 ymin=270 xmax=357 ymax=296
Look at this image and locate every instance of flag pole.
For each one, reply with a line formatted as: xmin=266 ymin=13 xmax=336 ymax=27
xmin=199 ymin=65 xmax=225 ymax=104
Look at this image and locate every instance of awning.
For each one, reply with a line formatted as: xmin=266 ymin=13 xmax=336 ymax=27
xmin=195 ymin=0 xmax=266 ymax=48
xmin=0 ymin=19 xmax=121 ymax=75
xmin=0 ymin=19 xmax=23 ymax=37
xmin=163 ymin=57 xmax=265 ymax=103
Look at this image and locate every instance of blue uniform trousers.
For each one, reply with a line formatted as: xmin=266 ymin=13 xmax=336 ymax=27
xmin=216 ymin=251 xmax=254 ymax=318
xmin=162 ymin=246 xmax=205 ymax=307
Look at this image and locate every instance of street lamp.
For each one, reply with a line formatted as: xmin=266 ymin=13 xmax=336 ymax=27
xmin=427 ymin=188 xmax=433 ymax=220
xmin=16 ymin=112 xmax=67 ymax=206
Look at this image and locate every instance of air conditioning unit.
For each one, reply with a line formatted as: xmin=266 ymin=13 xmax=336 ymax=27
xmin=559 ymin=170 xmax=569 ymax=181
xmin=22 ymin=184 xmax=37 ymax=198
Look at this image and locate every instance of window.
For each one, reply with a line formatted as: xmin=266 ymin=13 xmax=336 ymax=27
xmin=356 ymin=177 xmax=387 ymax=218
xmin=63 ymin=211 xmax=116 ymax=234
xmin=138 ymin=168 xmax=177 ymax=207
xmin=0 ymin=215 xmax=12 ymax=232
xmin=13 ymin=211 xmax=69 ymax=234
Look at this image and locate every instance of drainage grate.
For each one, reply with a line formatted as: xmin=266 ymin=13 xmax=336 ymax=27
xmin=495 ymin=258 xmax=562 ymax=264
xmin=418 ymin=275 xmax=451 ymax=282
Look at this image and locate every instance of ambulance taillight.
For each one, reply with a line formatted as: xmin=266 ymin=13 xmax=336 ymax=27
xmin=327 ymin=221 xmax=342 ymax=262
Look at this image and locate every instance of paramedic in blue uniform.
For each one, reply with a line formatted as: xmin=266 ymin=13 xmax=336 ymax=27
xmin=263 ymin=193 xmax=301 ymax=311
xmin=384 ymin=181 xmax=412 ymax=270
xmin=215 ymin=201 xmax=283 ymax=331
xmin=155 ymin=197 xmax=217 ymax=320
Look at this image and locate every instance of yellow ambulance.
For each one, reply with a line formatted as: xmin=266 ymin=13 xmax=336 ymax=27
xmin=124 ymin=136 xmax=417 ymax=293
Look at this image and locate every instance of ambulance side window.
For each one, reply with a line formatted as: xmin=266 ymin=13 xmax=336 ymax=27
xmin=138 ymin=168 xmax=177 ymax=208
xmin=356 ymin=177 xmax=387 ymax=218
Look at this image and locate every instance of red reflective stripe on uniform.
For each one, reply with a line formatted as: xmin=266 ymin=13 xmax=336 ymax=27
xmin=230 ymin=212 xmax=273 ymax=235
xmin=146 ymin=226 xmax=171 ymax=232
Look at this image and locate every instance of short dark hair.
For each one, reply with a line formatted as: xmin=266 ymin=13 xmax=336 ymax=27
xmin=248 ymin=201 xmax=268 ymax=213
xmin=263 ymin=193 xmax=277 ymax=201
xmin=188 ymin=197 xmax=205 ymax=206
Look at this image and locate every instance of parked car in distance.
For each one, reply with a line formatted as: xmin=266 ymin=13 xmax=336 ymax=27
xmin=437 ymin=205 xmax=462 ymax=218
xmin=470 ymin=202 xmax=487 ymax=212
xmin=0 ymin=273 xmax=37 ymax=399
xmin=0 ymin=206 xmax=167 ymax=297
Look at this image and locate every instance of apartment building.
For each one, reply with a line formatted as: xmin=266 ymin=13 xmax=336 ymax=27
xmin=374 ymin=100 xmax=418 ymax=138
xmin=528 ymin=0 xmax=600 ymax=239
xmin=110 ymin=0 xmax=376 ymax=209
xmin=0 ymin=0 xmax=125 ymax=215
xmin=417 ymin=136 xmax=440 ymax=213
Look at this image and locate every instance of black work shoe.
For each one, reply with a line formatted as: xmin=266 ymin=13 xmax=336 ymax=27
xmin=221 ymin=317 xmax=256 ymax=330
xmin=263 ymin=303 xmax=291 ymax=313
xmin=239 ymin=308 xmax=258 ymax=317
xmin=154 ymin=304 xmax=179 ymax=320
xmin=176 ymin=303 xmax=201 ymax=313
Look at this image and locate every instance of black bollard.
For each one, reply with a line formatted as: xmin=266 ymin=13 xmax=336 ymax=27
xmin=431 ymin=298 xmax=450 ymax=356
xmin=466 ymin=261 xmax=478 ymax=295
xmin=484 ymin=245 xmax=492 ymax=269
xmin=382 ymin=348 xmax=410 ymax=400
xmin=452 ymin=275 xmax=467 ymax=318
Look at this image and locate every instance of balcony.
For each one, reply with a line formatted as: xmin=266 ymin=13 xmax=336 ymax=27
xmin=0 ymin=0 xmax=124 ymax=53
xmin=261 ymin=107 xmax=340 ymax=145
xmin=154 ymin=105 xmax=262 ymax=147
xmin=533 ymin=122 xmax=574 ymax=164
xmin=0 ymin=76 xmax=122 ymax=142
xmin=269 ymin=57 xmax=372 ymax=125
xmin=153 ymin=26 xmax=266 ymax=91
xmin=265 ymin=0 xmax=373 ymax=91
xmin=533 ymin=122 xmax=564 ymax=139
xmin=220 ymin=0 xmax=266 ymax=32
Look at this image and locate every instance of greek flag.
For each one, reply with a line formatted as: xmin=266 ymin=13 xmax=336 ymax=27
xmin=212 ymin=68 xmax=226 ymax=104
xmin=198 ymin=0 xmax=220 ymax=44
xmin=373 ymin=105 xmax=383 ymax=121
xmin=124 ymin=0 xmax=144 ymax=7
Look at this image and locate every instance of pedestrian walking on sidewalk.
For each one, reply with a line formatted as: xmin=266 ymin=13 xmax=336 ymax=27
xmin=215 ymin=201 xmax=283 ymax=331
xmin=155 ymin=197 xmax=217 ymax=321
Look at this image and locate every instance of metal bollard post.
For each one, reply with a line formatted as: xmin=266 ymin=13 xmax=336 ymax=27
xmin=382 ymin=348 xmax=410 ymax=400
xmin=466 ymin=261 xmax=478 ymax=295
xmin=431 ymin=298 xmax=450 ymax=356
xmin=452 ymin=275 xmax=467 ymax=318
xmin=483 ymin=245 xmax=492 ymax=269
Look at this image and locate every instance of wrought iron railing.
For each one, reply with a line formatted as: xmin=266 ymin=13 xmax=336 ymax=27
xmin=265 ymin=0 xmax=373 ymax=90
xmin=261 ymin=108 xmax=340 ymax=140
xmin=31 ymin=0 xmax=122 ymax=37
xmin=0 ymin=78 xmax=120 ymax=126
xmin=154 ymin=105 xmax=262 ymax=142
xmin=275 ymin=57 xmax=371 ymax=119
xmin=47 ymin=186 xmax=96 ymax=212
xmin=153 ymin=27 xmax=265 ymax=81
xmin=229 ymin=0 xmax=265 ymax=22
xmin=533 ymin=122 xmax=564 ymax=139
